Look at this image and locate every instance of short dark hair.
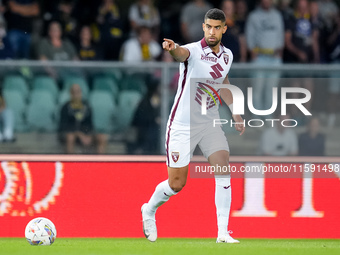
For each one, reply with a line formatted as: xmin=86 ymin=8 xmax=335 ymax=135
xmin=204 ymin=8 xmax=226 ymax=23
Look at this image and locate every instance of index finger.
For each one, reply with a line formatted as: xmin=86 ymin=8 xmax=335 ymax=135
xmin=239 ymin=126 xmax=245 ymax=136
xmin=163 ymin=38 xmax=173 ymax=43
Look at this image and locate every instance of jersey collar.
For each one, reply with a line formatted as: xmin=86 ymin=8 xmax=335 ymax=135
xmin=200 ymin=38 xmax=225 ymax=58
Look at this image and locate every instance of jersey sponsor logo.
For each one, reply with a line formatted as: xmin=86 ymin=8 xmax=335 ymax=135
xmin=171 ymin=152 xmax=180 ymax=163
xmin=195 ymin=82 xmax=222 ymax=110
xmin=201 ymin=54 xmax=217 ymax=63
xmin=209 ymin=63 xmax=224 ymax=80
xmin=223 ymin=54 xmax=229 ymax=65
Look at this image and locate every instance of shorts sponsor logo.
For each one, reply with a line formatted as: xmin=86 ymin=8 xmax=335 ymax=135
xmin=171 ymin=152 xmax=180 ymax=163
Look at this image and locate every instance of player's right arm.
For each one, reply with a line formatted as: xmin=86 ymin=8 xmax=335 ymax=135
xmin=163 ymin=38 xmax=189 ymax=62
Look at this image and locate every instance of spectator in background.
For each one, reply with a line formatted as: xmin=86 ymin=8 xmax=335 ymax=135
xmin=245 ymin=0 xmax=284 ymax=113
xmin=234 ymin=0 xmax=248 ymax=29
xmin=0 ymin=16 xmax=14 ymax=59
xmin=221 ymin=0 xmax=247 ymax=62
xmin=180 ymin=0 xmax=212 ymax=43
xmin=161 ymin=51 xmax=179 ymax=95
xmin=277 ymin=0 xmax=294 ymax=27
xmin=38 ymin=21 xmax=77 ymax=61
xmin=0 ymin=1 xmax=5 ymax=22
xmin=47 ymin=0 xmax=78 ymax=44
xmin=299 ymin=117 xmax=325 ymax=156
xmin=59 ymin=84 xmax=108 ymax=154
xmin=96 ymin=0 xmax=123 ymax=60
xmin=59 ymin=84 xmax=93 ymax=154
xmin=120 ymin=26 xmax=161 ymax=62
xmin=128 ymin=0 xmax=160 ymax=39
xmin=0 ymin=95 xmax=15 ymax=142
xmin=327 ymin=15 xmax=340 ymax=127
xmin=284 ymin=0 xmax=320 ymax=63
xmin=317 ymin=0 xmax=338 ymax=31
xmin=130 ymin=83 xmax=161 ymax=154
xmin=310 ymin=0 xmax=329 ymax=63
xmin=328 ymin=15 xmax=340 ymax=62
xmin=77 ymin=25 xmax=102 ymax=61
xmin=260 ymin=115 xmax=298 ymax=156
xmin=4 ymin=0 xmax=39 ymax=59
xmin=284 ymin=0 xmax=317 ymax=120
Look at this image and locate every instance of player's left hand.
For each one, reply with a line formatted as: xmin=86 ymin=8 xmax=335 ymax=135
xmin=232 ymin=114 xmax=245 ymax=136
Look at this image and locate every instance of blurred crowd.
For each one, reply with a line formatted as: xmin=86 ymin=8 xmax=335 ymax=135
xmin=0 ymin=0 xmax=338 ymax=63
xmin=0 ymin=0 xmax=339 ymax=155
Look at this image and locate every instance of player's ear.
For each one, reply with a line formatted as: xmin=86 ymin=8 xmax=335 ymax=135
xmin=202 ymin=22 xmax=205 ymax=31
xmin=223 ymin=24 xmax=227 ymax=34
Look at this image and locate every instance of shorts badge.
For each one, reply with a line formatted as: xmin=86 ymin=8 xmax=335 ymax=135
xmin=171 ymin=152 xmax=180 ymax=163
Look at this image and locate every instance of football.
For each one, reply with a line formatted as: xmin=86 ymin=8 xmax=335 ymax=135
xmin=25 ymin=217 xmax=57 ymax=246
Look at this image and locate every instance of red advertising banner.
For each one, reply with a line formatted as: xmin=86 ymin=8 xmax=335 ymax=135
xmin=0 ymin=161 xmax=339 ymax=238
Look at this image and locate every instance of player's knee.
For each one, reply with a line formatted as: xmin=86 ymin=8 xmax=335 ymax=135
xmin=169 ymin=179 xmax=186 ymax=192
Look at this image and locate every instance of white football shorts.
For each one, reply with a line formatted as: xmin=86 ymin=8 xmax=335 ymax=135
xmin=165 ymin=123 xmax=229 ymax=168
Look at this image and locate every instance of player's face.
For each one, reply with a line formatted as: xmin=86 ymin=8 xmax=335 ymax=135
xmin=202 ymin=19 xmax=227 ymax=48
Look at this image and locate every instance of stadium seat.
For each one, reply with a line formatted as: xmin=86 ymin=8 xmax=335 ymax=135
xmin=3 ymin=75 xmax=29 ymax=99
xmin=26 ymin=91 xmax=57 ymax=131
xmin=117 ymin=91 xmax=142 ymax=130
xmin=58 ymin=89 xmax=70 ymax=107
xmin=3 ymin=90 xmax=27 ymax=131
xmin=89 ymin=91 xmax=117 ymax=133
xmin=32 ymin=76 xmax=59 ymax=101
xmin=104 ymin=69 xmax=123 ymax=83
xmin=63 ymin=76 xmax=89 ymax=99
xmin=92 ymin=76 xmax=119 ymax=99
xmin=119 ymin=76 xmax=147 ymax=95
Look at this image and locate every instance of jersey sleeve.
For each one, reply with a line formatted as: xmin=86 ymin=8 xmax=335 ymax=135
xmin=181 ymin=42 xmax=197 ymax=62
xmin=225 ymin=48 xmax=234 ymax=74
xmin=228 ymin=48 xmax=234 ymax=65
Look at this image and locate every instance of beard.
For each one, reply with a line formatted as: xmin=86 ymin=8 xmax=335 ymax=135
xmin=206 ymin=37 xmax=220 ymax=47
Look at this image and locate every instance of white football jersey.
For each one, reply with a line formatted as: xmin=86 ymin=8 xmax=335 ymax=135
xmin=168 ymin=38 xmax=233 ymax=127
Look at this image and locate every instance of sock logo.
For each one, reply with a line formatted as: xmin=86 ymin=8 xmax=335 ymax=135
xmin=164 ymin=192 xmax=169 ymax=197
xmin=224 ymin=185 xmax=231 ymax=190
xmin=171 ymin=151 xmax=179 ymax=163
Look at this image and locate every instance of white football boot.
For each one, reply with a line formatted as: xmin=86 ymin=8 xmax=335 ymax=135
xmin=216 ymin=234 xmax=240 ymax=243
xmin=141 ymin=203 xmax=157 ymax=242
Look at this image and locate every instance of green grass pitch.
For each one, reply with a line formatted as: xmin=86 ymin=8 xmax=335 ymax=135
xmin=1 ymin=238 xmax=339 ymax=255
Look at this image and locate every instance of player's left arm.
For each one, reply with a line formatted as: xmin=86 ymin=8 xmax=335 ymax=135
xmin=220 ymin=75 xmax=245 ymax=136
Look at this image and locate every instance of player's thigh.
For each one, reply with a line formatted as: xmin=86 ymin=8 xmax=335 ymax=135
xmin=198 ymin=125 xmax=230 ymax=175
xmin=199 ymin=125 xmax=229 ymax=163
xmin=208 ymin=150 xmax=230 ymax=175
xmin=167 ymin=165 xmax=189 ymax=192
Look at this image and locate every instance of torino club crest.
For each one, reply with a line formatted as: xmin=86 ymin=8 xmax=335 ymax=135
xmin=0 ymin=162 xmax=64 ymax=216
xmin=223 ymin=53 xmax=229 ymax=65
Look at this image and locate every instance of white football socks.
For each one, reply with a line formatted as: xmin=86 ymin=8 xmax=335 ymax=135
xmin=145 ymin=180 xmax=177 ymax=220
xmin=215 ymin=175 xmax=232 ymax=237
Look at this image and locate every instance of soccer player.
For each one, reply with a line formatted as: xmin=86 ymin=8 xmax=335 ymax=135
xmin=141 ymin=8 xmax=245 ymax=243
